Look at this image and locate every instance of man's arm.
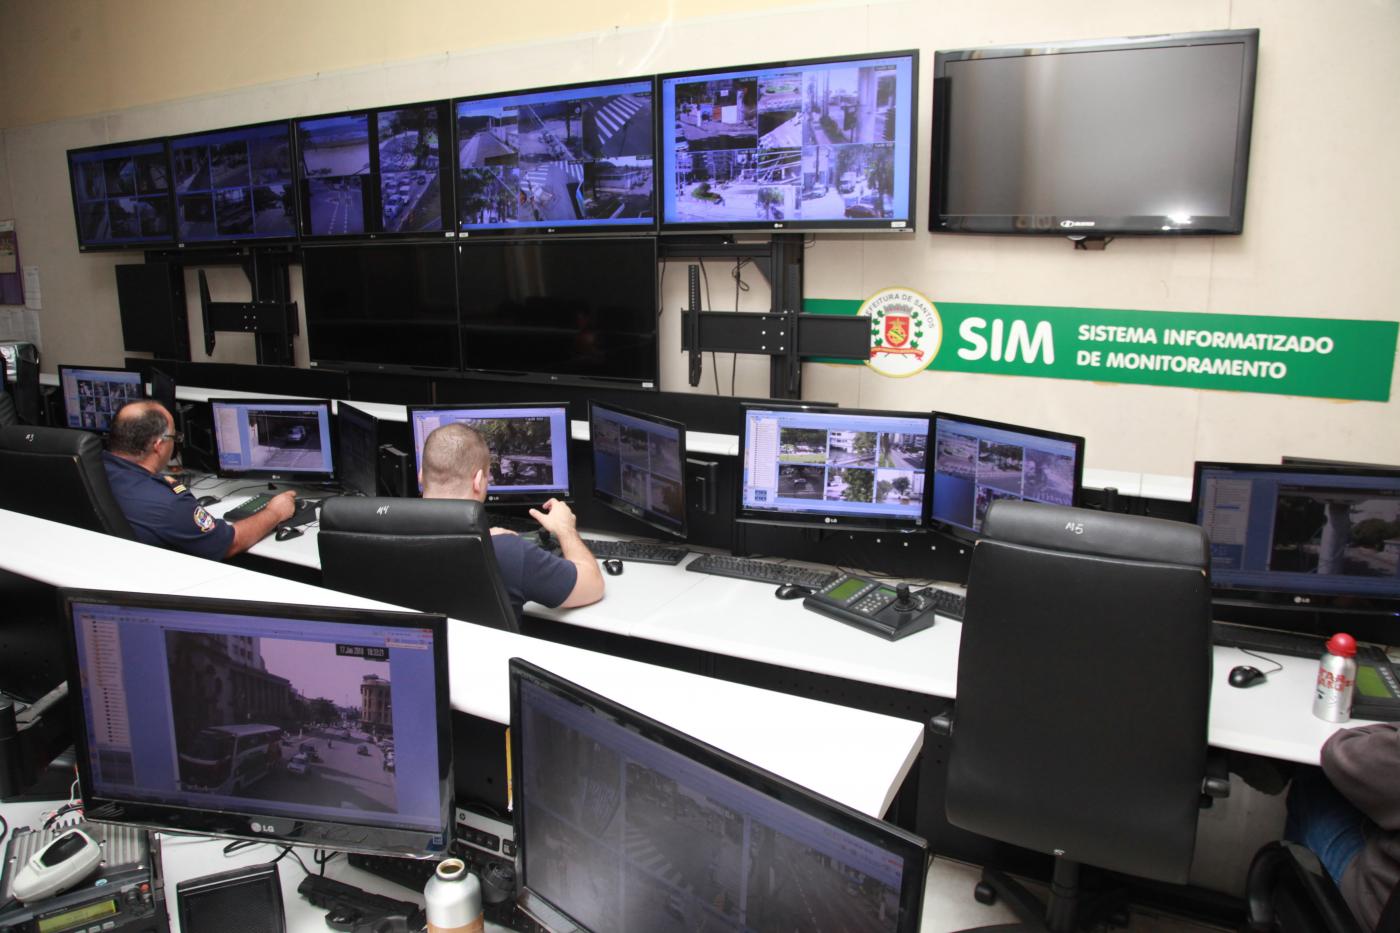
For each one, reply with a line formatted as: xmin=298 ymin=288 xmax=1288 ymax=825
xmin=225 ymin=490 xmax=297 ymax=557
xmin=529 ymin=498 xmax=604 ymax=608
xmin=1321 ymin=722 xmax=1400 ymax=830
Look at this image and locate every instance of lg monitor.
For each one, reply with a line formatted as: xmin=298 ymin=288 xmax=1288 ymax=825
xmin=337 ymin=402 xmax=381 ymax=497
xmin=60 ymin=589 xmax=453 ymax=856
xmin=588 ymin=401 xmax=686 ymax=539
xmin=408 ymin=403 xmax=571 ymax=504
xmin=929 ymin=413 xmax=1085 ymax=537
xmin=169 ymin=121 xmax=298 ymax=244
xmin=1192 ymin=462 xmax=1400 ymax=616
xmin=209 ymin=397 xmax=335 ymax=482
xmin=57 ymin=365 xmax=146 ymax=433
xmin=510 ymin=659 xmax=928 ymax=933
xmin=453 ymin=77 xmax=655 ymax=236
xmin=66 ymin=138 xmax=176 ymax=251
xmin=658 ymin=51 xmax=919 ymax=232
xmin=930 ymin=29 xmax=1258 ymax=236
xmin=738 ymin=405 xmax=929 ymax=531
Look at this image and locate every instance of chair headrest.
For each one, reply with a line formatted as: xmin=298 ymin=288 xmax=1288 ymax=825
xmin=320 ymin=496 xmax=489 ymax=537
xmin=981 ymin=500 xmax=1209 ymax=570
xmin=0 ymin=424 xmax=103 ymax=458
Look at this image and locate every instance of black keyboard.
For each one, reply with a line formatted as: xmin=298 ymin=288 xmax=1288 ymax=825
xmin=582 ymin=539 xmax=688 ymax=565
xmin=222 ymin=493 xmax=271 ymax=521
xmin=1212 ymin=621 xmax=1389 ymax=664
xmin=347 ymin=852 xmax=440 ymax=893
xmin=926 ymin=587 xmax=967 ymax=621
xmin=686 ymin=554 xmax=837 ymax=590
xmin=297 ymin=873 xmax=424 ymax=928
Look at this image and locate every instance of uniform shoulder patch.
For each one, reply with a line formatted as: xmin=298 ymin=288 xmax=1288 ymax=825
xmin=193 ymin=507 xmax=217 ymax=533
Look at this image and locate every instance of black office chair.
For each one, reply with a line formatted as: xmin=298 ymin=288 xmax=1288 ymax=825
xmin=318 ymin=496 xmax=518 ymax=633
xmin=0 ymin=390 xmax=17 ymax=427
xmin=0 ymin=425 xmax=135 ymax=538
xmin=932 ymin=500 xmax=1224 ymax=932
xmin=1246 ymin=840 xmax=1400 ymax=933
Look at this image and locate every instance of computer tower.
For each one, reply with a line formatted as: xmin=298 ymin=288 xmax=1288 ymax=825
xmin=115 ymin=262 xmax=189 ymax=360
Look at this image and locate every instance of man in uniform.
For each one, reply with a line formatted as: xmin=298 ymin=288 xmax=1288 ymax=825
xmin=419 ymin=422 xmax=604 ymax=620
xmin=104 ymin=400 xmax=295 ymax=560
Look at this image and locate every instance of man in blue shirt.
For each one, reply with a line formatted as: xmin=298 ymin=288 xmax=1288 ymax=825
xmin=420 ymin=422 xmax=604 ymax=619
xmin=103 ymin=401 xmax=295 ymax=560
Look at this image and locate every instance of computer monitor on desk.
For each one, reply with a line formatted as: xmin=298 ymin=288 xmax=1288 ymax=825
xmin=337 ymin=402 xmax=381 ymax=497
xmin=588 ymin=401 xmax=686 ymax=539
xmin=509 ymin=659 xmax=928 ymax=933
xmin=408 ymin=403 xmax=572 ymax=505
xmin=59 ymin=589 xmax=454 ymax=855
xmin=210 ymin=397 xmax=335 ymax=483
xmin=57 ymin=364 xmax=146 ymax=433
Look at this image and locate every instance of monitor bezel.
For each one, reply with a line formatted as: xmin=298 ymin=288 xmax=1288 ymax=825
xmin=451 ymin=75 xmax=659 ymax=239
xmin=207 ymin=396 xmax=337 ymax=482
xmin=657 ymin=49 xmax=921 ymax=235
xmin=928 ymin=29 xmax=1259 ymax=237
xmin=407 ymin=401 xmax=574 ymax=505
xmin=66 ymin=135 xmax=178 ymax=252
xmin=336 ymin=402 xmax=382 ymax=498
xmin=1191 ymin=460 xmax=1400 ymax=615
xmin=508 ymin=658 xmax=928 ymax=933
xmin=59 ymin=588 xmax=455 ymax=857
xmin=587 ymin=400 xmax=688 ymax=540
xmin=928 ymin=411 xmax=1087 ymax=541
xmin=56 ymin=363 xmax=148 ymax=434
xmin=167 ymin=118 xmax=301 ymax=248
xmin=736 ymin=402 xmax=932 ymax=532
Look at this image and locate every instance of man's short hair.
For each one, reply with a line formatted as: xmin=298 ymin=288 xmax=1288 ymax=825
xmin=107 ymin=402 xmax=168 ymax=456
xmin=422 ymin=422 xmax=492 ymax=491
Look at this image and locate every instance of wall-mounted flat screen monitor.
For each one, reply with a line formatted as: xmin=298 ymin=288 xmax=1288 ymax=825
xmin=209 ymin=397 xmax=335 ymax=481
xmin=458 ymin=237 xmax=658 ymax=388
xmin=61 ymin=589 xmax=454 ymax=856
xmin=1192 ymin=462 xmax=1400 ymax=615
xmin=296 ymin=103 xmax=451 ymax=238
xmin=738 ymin=405 xmax=930 ymax=531
xmin=67 ymin=138 xmax=176 ymax=250
xmin=930 ymin=29 xmax=1258 ymax=236
xmin=929 ymin=413 xmax=1085 ymax=536
xmin=408 ymin=403 xmax=571 ymax=505
xmin=453 ymin=77 xmax=655 ymax=235
xmin=170 ymin=121 xmax=298 ymax=244
xmin=57 ymin=364 xmax=146 ymax=433
xmin=302 ymin=243 xmax=461 ymax=372
xmin=658 ymin=51 xmax=919 ymax=232
xmin=589 ymin=401 xmax=686 ymax=539
xmin=510 ymin=659 xmax=928 ymax=933
xmin=337 ymin=402 xmax=381 ymax=497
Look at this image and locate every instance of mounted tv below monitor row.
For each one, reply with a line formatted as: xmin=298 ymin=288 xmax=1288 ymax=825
xmin=408 ymin=403 xmax=572 ymax=505
xmin=454 ymin=77 xmax=655 ymax=235
xmin=210 ymin=397 xmax=336 ymax=482
xmin=658 ymin=51 xmax=919 ymax=232
xmin=67 ymin=138 xmax=176 ymax=250
xmin=169 ymin=120 xmax=298 ymax=245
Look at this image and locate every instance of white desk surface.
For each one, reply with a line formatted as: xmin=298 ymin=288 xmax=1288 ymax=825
xmin=0 ymin=509 xmax=922 ymax=820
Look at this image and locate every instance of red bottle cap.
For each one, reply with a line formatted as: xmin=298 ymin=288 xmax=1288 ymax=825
xmin=1326 ymin=633 xmax=1357 ymax=657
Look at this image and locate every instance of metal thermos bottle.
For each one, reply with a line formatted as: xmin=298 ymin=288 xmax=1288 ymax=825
xmin=424 ymin=858 xmax=484 ymax=933
xmin=1313 ymin=632 xmax=1358 ymax=723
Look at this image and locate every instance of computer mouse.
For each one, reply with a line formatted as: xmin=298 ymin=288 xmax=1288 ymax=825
xmin=196 ymin=495 xmax=221 ymax=507
xmin=275 ymin=525 xmax=304 ymax=542
xmin=603 ymin=558 xmax=624 ymax=576
xmin=774 ymin=583 xmax=814 ymax=600
xmin=1228 ymin=665 xmax=1267 ymax=688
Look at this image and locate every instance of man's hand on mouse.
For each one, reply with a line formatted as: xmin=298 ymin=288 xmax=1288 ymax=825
xmin=267 ymin=490 xmax=298 ymax=524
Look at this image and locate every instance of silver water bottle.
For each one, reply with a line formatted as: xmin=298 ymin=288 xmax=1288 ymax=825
xmin=424 ymin=858 xmax=484 ymax=933
xmin=1313 ymin=632 xmax=1358 ymax=723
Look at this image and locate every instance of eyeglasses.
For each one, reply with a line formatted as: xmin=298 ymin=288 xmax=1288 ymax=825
xmin=162 ymin=431 xmax=184 ymax=444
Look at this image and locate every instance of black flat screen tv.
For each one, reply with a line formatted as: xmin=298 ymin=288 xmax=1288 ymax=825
xmin=458 ymin=237 xmax=658 ymax=388
xmin=930 ymin=29 xmax=1259 ymax=236
xmin=453 ymin=77 xmax=655 ymax=236
xmin=658 ymin=51 xmax=919 ymax=233
xmin=302 ymin=242 xmax=461 ymax=372
xmin=67 ymin=138 xmax=176 ymax=250
xmin=170 ymin=121 xmax=298 ymax=245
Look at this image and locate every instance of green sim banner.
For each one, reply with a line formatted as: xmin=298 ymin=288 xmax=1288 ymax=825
xmin=804 ymin=294 xmax=1398 ymax=402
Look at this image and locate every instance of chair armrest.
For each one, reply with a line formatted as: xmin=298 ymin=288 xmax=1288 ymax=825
xmin=1245 ymin=841 xmax=1364 ymax=933
xmin=1200 ymin=747 xmax=1231 ymax=805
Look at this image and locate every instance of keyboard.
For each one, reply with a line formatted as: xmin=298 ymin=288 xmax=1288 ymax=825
xmin=347 ymin=852 xmax=440 ymax=893
xmin=686 ymin=554 xmax=838 ymax=590
xmin=222 ymin=493 xmax=271 ymax=521
xmin=582 ymin=539 xmax=688 ymax=565
xmin=1212 ymin=621 xmax=1389 ymax=664
xmin=925 ymin=587 xmax=967 ymax=621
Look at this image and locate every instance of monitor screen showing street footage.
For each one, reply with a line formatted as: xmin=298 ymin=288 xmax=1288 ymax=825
xmin=659 ymin=52 xmax=917 ymax=231
xmin=63 ymin=591 xmax=453 ymax=856
xmin=58 ymin=365 xmax=146 ymax=433
xmin=454 ymin=78 xmax=655 ymax=234
xmin=408 ymin=404 xmax=571 ymax=502
xmin=376 ymin=103 xmax=449 ymax=233
xmin=297 ymin=113 xmax=372 ymax=237
xmin=930 ymin=415 xmax=1085 ymax=535
xmin=210 ymin=398 xmax=335 ymax=480
xmin=739 ymin=406 xmax=929 ymax=530
xmin=67 ymin=139 xmax=175 ymax=250
xmin=170 ymin=121 xmax=297 ymax=243
xmin=589 ymin=402 xmax=686 ymax=538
